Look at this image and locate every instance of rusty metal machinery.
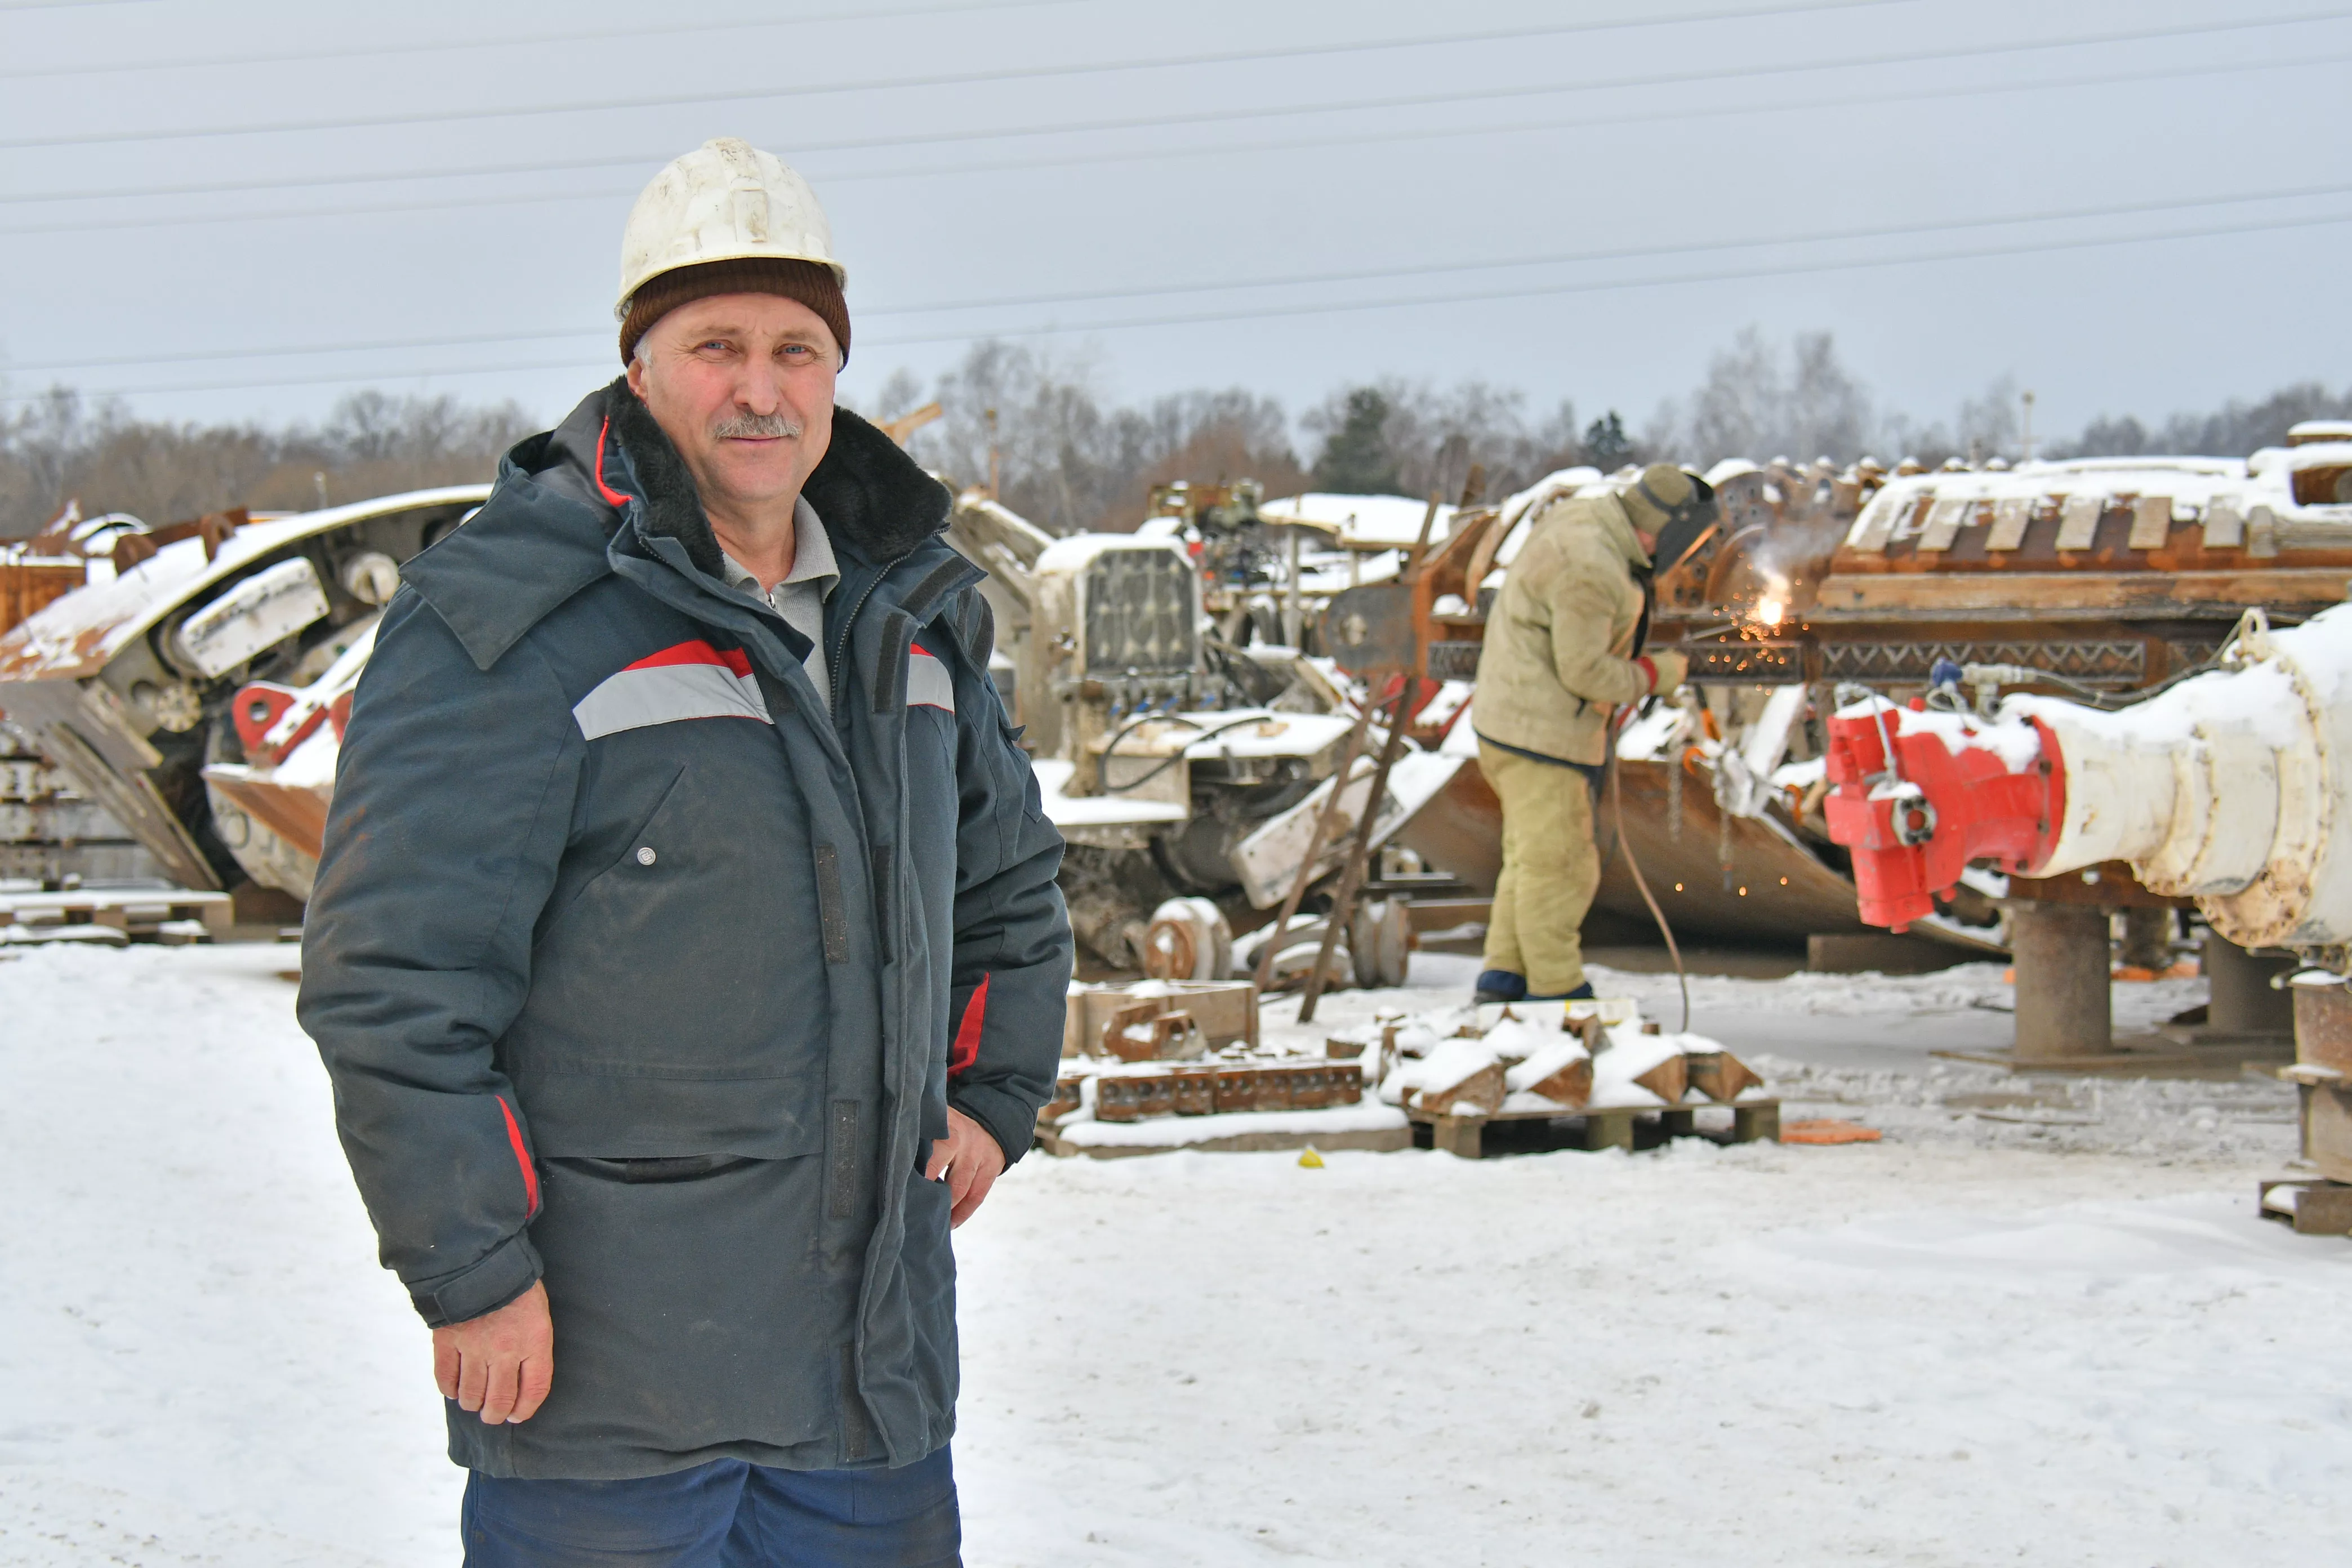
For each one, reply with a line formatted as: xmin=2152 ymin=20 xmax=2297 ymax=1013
xmin=1089 ymin=1059 xmax=1365 ymax=1122
xmin=9 ymin=473 xmax=1456 ymax=971
xmin=1389 ymin=442 xmax=2352 ymax=951
xmin=0 ymin=487 xmax=487 ymax=896
xmin=1823 ymin=604 xmax=2352 ymax=952
xmin=1818 ymin=602 xmax=2352 ymax=1168
xmin=1388 ymin=460 xmax=1908 ymax=946
xmin=945 ymin=491 xmax=1463 ymax=979
xmin=0 ymin=506 xmax=168 ymax=883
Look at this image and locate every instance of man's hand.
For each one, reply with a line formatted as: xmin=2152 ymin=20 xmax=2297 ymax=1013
xmin=926 ymin=1107 xmax=1006 ymax=1228
xmin=433 ymin=1279 xmax=553 ymax=1426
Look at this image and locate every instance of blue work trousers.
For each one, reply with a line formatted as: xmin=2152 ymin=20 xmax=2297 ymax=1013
xmin=460 ymin=1444 xmax=960 ymax=1567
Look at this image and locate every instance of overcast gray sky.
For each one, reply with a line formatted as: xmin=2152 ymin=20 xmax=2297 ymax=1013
xmin=1 ymin=0 xmax=2345 ymax=447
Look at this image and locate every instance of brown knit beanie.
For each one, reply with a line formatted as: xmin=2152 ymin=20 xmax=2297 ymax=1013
xmin=618 ymin=256 xmax=850 ymax=368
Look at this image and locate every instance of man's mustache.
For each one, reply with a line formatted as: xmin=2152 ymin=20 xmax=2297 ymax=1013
xmin=711 ymin=412 xmax=804 ymax=439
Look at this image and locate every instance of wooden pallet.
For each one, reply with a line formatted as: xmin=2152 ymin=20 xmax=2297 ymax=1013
xmin=2257 ymin=1177 xmax=2352 ymax=1236
xmin=1 ymin=888 xmax=233 ymax=941
xmin=1407 ymin=1098 xmax=1781 ymax=1159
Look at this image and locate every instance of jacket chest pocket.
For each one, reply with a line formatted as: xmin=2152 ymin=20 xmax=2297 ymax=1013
xmin=507 ymin=760 xmax=834 ymax=1159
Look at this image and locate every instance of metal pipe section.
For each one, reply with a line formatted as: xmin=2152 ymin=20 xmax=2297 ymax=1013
xmin=1824 ymin=602 xmax=2352 ymax=960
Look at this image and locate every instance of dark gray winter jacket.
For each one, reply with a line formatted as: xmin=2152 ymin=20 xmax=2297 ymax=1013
xmin=297 ymin=379 xmax=1071 ymax=1480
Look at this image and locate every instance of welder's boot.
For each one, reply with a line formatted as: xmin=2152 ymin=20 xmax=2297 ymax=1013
xmin=1475 ymin=969 xmax=1528 ymax=1005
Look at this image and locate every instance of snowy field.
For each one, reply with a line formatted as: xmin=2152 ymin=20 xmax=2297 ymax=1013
xmin=4 ymin=943 xmax=2349 ymax=1565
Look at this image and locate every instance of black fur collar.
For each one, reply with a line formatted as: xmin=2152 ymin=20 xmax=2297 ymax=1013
xmin=602 ymin=377 xmax=951 ymax=577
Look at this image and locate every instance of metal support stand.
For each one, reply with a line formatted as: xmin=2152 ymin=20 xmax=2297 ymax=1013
xmin=2010 ymin=899 xmax=2113 ymax=1063
xmin=1289 ymin=490 xmax=1447 ymax=1026
xmin=1250 ymin=705 xmax=1376 ymax=996
xmin=1297 ymin=677 xmax=1420 ymax=1024
xmin=2202 ymin=934 xmax=2296 ymax=1039
xmin=2119 ymin=906 xmax=2176 ymax=971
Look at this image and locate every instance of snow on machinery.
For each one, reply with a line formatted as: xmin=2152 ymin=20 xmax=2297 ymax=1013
xmin=1814 ymin=596 xmax=2352 ymax=1189
xmin=942 ymin=484 xmax=1463 ymax=988
xmin=1820 ymin=604 xmax=2352 ymax=947
xmin=0 ymin=488 xmax=489 ymax=901
xmin=2 ymin=507 xmax=168 ymax=884
xmin=71 ymin=474 xmax=1460 ymax=991
xmin=1372 ymin=455 xmax=1929 ymax=950
xmin=1390 ymin=428 xmax=2352 ymax=956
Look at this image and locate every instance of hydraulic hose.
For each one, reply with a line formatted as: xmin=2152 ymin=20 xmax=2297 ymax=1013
xmin=1611 ymin=733 xmax=1691 ymax=1034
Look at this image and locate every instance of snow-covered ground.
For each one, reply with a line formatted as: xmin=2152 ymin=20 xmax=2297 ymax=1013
xmin=3 ymin=943 xmax=2347 ymax=1565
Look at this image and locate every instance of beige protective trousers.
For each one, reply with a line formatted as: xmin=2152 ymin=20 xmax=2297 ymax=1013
xmin=1478 ymin=740 xmax=1601 ymax=996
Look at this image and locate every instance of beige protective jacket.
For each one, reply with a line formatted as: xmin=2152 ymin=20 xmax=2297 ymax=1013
xmin=1473 ymin=490 xmax=1654 ymax=767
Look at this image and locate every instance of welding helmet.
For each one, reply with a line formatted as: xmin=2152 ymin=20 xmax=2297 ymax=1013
xmin=1629 ymin=464 xmax=1718 ymax=573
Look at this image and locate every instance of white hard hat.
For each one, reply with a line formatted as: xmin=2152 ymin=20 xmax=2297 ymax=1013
xmin=614 ymin=137 xmax=844 ymax=322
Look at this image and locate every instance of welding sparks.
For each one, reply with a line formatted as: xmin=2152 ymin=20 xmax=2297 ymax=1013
xmin=1756 ymin=595 xmax=1785 ymax=628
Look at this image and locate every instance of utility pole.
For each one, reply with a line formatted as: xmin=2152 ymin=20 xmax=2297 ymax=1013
xmin=1283 ymin=529 xmax=1303 ymax=649
xmin=984 ymin=407 xmax=1000 ymax=500
xmin=2020 ymin=389 xmax=2036 ymax=464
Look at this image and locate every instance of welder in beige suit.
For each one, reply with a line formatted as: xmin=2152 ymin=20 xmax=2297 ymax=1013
xmin=1471 ymin=464 xmax=1713 ymax=1004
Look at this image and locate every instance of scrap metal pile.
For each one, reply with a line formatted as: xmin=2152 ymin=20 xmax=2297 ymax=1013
xmin=0 ymin=488 xmax=487 ymax=900
xmin=1806 ymin=587 xmax=2352 ymax=1217
xmin=1035 ymin=977 xmax=1397 ymax=1156
xmin=1035 ymin=974 xmax=1775 ymax=1160
xmin=946 ymin=481 xmax=1462 ymax=988
xmin=5 ymin=417 xmax=2347 ymax=1000
xmin=1389 ymin=425 xmax=2352 ymax=955
xmin=0 ymin=507 xmax=166 ymax=885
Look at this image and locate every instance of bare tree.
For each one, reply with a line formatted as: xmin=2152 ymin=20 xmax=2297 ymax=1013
xmin=1785 ymin=332 xmax=1876 ymax=462
xmin=2058 ymin=381 xmax=2352 ymax=458
xmin=1664 ymin=327 xmax=1875 ymax=466
xmin=1953 ymin=376 xmax=2021 ymax=464
xmin=886 ymin=340 xmax=1305 ymax=533
xmin=0 ymin=385 xmax=533 ymax=538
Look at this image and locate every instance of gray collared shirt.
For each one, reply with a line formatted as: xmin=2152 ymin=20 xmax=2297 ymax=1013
xmin=720 ymin=495 xmax=840 ymax=711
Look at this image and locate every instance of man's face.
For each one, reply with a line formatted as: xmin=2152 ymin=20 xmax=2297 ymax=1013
xmin=626 ymin=292 xmax=838 ymax=515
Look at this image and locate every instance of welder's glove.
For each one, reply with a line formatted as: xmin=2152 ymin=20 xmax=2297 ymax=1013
xmin=1640 ymin=648 xmax=1689 ymax=694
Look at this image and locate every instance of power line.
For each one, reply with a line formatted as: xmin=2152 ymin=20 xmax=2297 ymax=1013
xmin=3 ymin=39 xmax=2341 ymax=242
xmin=822 ymin=46 xmax=2352 ymax=191
xmin=14 ymin=179 xmax=2350 ymax=375
xmin=884 ymin=182 xmax=2352 ymax=319
xmin=876 ymin=210 xmax=2352 ymax=345
xmin=9 ymin=206 xmax=2345 ymax=404
xmin=0 ymin=0 xmax=1089 ymax=83
xmin=3 ymin=8 xmax=2340 ymax=213
xmin=0 ymin=0 xmax=1925 ymax=152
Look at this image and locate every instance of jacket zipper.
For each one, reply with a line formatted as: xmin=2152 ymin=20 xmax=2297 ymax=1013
xmin=830 ymin=570 xmax=890 ymax=716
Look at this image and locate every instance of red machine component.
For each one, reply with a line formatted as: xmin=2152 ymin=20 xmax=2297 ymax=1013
xmin=1821 ymin=705 xmax=2068 ymax=930
xmin=230 ymin=679 xmax=334 ymax=768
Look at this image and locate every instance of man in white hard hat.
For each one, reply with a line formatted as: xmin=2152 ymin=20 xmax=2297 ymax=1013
xmin=301 ymin=137 xmax=1071 ymax=1564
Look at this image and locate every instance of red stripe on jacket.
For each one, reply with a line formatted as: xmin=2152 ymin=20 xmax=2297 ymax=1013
xmin=496 ymin=1095 xmax=541 ymax=1217
xmin=593 ymin=416 xmax=631 ymax=508
xmin=949 ymin=974 xmax=990 ymax=1079
xmin=625 ymin=639 xmax=754 ymax=678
